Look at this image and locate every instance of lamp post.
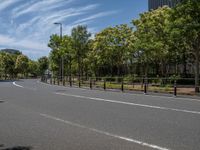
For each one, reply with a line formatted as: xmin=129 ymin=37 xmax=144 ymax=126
xmin=54 ymin=22 xmax=62 ymax=39
xmin=54 ymin=22 xmax=63 ymax=81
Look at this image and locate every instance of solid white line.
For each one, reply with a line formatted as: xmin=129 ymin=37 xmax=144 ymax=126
xmin=37 ymin=80 xmax=89 ymax=91
xmin=141 ymin=93 xmax=200 ymax=102
xmin=55 ymin=92 xmax=200 ymax=115
xmin=40 ymin=113 xmax=170 ymax=150
xmin=38 ymin=80 xmax=200 ymax=102
xmin=12 ymin=81 xmax=24 ymax=88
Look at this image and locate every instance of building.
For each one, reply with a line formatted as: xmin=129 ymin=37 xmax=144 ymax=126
xmin=148 ymin=0 xmax=182 ymax=10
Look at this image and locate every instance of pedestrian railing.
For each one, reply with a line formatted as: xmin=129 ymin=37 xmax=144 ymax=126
xmin=41 ymin=76 xmax=198 ymax=97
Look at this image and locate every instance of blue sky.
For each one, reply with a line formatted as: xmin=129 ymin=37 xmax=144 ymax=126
xmin=0 ymin=0 xmax=148 ymax=60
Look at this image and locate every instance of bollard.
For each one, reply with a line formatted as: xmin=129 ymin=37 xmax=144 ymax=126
xmin=104 ymin=78 xmax=106 ymax=90
xmin=121 ymin=78 xmax=124 ymax=92
xmin=90 ymin=78 xmax=92 ymax=89
xmin=50 ymin=77 xmax=52 ymax=84
xmin=53 ymin=77 xmax=55 ymax=85
xmin=57 ymin=77 xmax=60 ymax=85
xmin=79 ymin=77 xmax=81 ymax=88
xmin=63 ymin=78 xmax=65 ymax=86
xmin=69 ymin=76 xmax=72 ymax=87
xmin=144 ymin=78 xmax=147 ymax=94
xmin=174 ymin=80 xmax=177 ymax=97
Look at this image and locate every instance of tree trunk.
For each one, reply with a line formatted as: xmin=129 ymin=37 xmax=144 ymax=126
xmin=195 ymin=50 xmax=199 ymax=93
xmin=183 ymin=53 xmax=187 ymax=77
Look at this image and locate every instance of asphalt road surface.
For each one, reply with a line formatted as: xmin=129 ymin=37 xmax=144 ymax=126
xmin=0 ymin=79 xmax=200 ymax=150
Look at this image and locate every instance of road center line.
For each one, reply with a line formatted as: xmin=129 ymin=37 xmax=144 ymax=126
xmin=12 ymin=81 xmax=24 ymax=88
xmin=55 ymin=92 xmax=200 ymax=115
xmin=40 ymin=113 xmax=169 ymax=150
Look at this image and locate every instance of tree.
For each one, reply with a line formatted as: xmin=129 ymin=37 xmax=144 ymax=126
xmin=60 ymin=35 xmax=74 ymax=77
xmin=132 ymin=6 xmax=172 ymax=76
xmin=0 ymin=52 xmax=16 ymax=79
xmin=48 ymin=34 xmax=62 ymax=76
xmin=15 ymin=54 xmax=29 ymax=77
xmin=93 ymin=25 xmax=133 ymax=76
xmin=169 ymin=0 xmax=200 ymax=92
xmin=38 ymin=56 xmax=49 ymax=76
xmin=28 ymin=60 xmax=39 ymax=77
xmin=71 ymin=25 xmax=91 ymax=77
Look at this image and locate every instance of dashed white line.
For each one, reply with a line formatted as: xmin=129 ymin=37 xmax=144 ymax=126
xmin=40 ymin=113 xmax=170 ymax=150
xmin=13 ymin=81 xmax=24 ymax=88
xmin=55 ymin=92 xmax=200 ymax=115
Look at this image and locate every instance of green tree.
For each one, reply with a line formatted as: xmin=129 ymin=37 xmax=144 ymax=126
xmin=15 ymin=54 xmax=29 ymax=77
xmin=71 ymin=25 xmax=91 ymax=77
xmin=93 ymin=24 xmax=133 ymax=76
xmin=48 ymin=34 xmax=62 ymax=76
xmin=28 ymin=60 xmax=39 ymax=77
xmin=132 ymin=6 xmax=172 ymax=76
xmin=38 ymin=56 xmax=49 ymax=76
xmin=169 ymin=0 xmax=200 ymax=92
xmin=0 ymin=52 xmax=16 ymax=79
xmin=60 ymin=35 xmax=74 ymax=77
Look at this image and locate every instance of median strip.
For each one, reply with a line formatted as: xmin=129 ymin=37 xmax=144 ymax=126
xmin=40 ymin=113 xmax=170 ymax=150
xmin=55 ymin=92 xmax=200 ymax=115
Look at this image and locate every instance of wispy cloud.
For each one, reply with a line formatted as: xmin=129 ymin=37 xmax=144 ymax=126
xmin=0 ymin=34 xmax=48 ymax=51
xmin=0 ymin=34 xmax=14 ymax=44
xmin=0 ymin=0 xmax=119 ymax=59
xmin=13 ymin=0 xmax=73 ymax=18
xmin=73 ymin=11 xmax=118 ymax=24
xmin=0 ymin=0 xmax=20 ymax=12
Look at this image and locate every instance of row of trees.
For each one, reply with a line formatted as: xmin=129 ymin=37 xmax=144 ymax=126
xmin=0 ymin=51 xmax=48 ymax=79
xmin=48 ymin=0 xmax=200 ymax=91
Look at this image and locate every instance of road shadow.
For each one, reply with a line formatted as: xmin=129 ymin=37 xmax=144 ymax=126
xmin=0 ymin=145 xmax=32 ymax=150
xmin=0 ymin=80 xmax=15 ymax=83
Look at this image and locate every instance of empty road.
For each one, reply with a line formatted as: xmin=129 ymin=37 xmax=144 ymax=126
xmin=0 ymin=79 xmax=200 ymax=150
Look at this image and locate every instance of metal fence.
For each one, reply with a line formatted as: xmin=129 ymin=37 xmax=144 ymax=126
xmin=41 ymin=76 xmax=198 ymax=96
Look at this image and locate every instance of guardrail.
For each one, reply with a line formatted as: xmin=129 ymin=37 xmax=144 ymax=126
xmin=41 ymin=76 xmax=198 ymax=96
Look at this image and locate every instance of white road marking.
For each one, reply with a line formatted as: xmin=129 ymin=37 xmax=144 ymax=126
xmin=138 ymin=93 xmax=200 ymax=102
xmin=40 ymin=113 xmax=170 ymax=150
xmin=13 ymin=81 xmax=24 ymax=88
xmin=37 ymin=80 xmax=89 ymax=91
xmin=12 ymin=81 xmax=37 ymax=90
xmin=38 ymin=80 xmax=200 ymax=102
xmin=55 ymin=92 xmax=200 ymax=115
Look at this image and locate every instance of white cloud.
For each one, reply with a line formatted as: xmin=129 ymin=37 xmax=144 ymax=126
xmin=13 ymin=4 xmax=100 ymax=40
xmin=0 ymin=34 xmax=49 ymax=54
xmin=0 ymin=0 xmax=118 ymax=59
xmin=0 ymin=0 xmax=20 ymax=12
xmin=12 ymin=0 xmax=74 ymax=18
xmin=0 ymin=34 xmax=14 ymax=44
xmin=73 ymin=11 xmax=118 ymax=24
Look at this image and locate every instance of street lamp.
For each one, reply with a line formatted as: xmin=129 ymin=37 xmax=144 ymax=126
xmin=54 ymin=22 xmax=62 ymax=39
xmin=54 ymin=22 xmax=63 ymax=81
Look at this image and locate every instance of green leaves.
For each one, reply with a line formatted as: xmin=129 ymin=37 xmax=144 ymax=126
xmin=46 ymin=0 xmax=200 ymax=81
xmin=38 ymin=56 xmax=49 ymax=75
xmin=15 ymin=54 xmax=29 ymax=75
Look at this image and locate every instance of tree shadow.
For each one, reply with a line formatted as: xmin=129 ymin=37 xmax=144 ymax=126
xmin=0 ymin=80 xmax=15 ymax=83
xmin=0 ymin=145 xmax=32 ymax=150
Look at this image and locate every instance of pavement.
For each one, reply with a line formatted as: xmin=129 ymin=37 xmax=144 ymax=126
xmin=0 ymin=79 xmax=200 ymax=150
